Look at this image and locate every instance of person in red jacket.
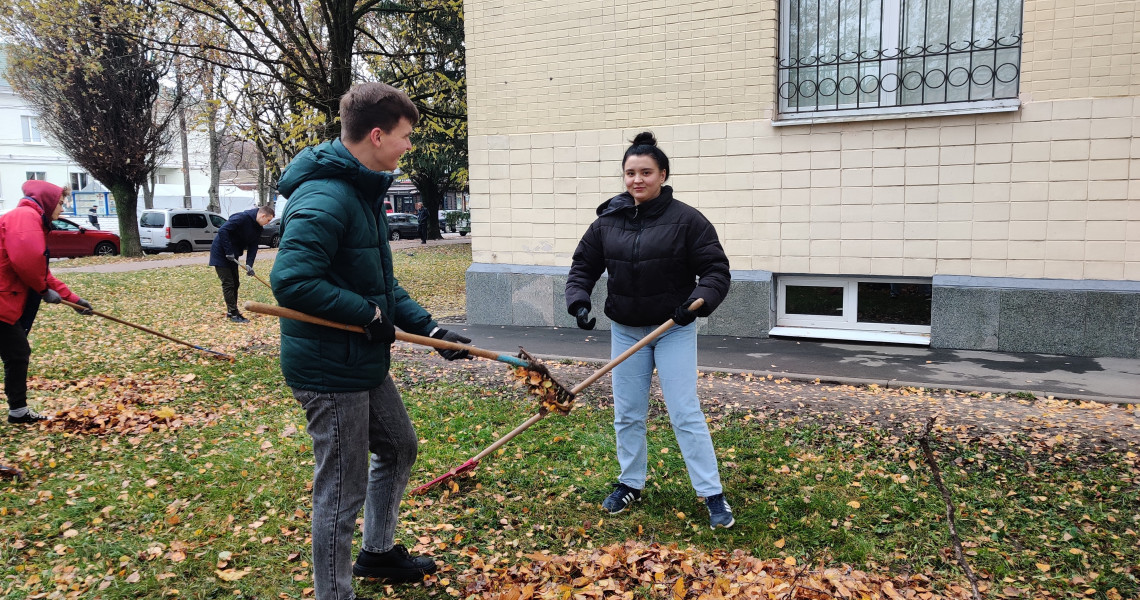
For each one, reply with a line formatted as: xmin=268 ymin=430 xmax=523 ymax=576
xmin=0 ymin=180 xmax=94 ymax=424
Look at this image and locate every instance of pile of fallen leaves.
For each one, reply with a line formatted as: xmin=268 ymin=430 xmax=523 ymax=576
xmin=455 ymin=541 xmax=976 ymax=599
xmin=29 ymin=373 xmax=228 ymax=435
xmin=511 ymin=365 xmax=574 ymax=415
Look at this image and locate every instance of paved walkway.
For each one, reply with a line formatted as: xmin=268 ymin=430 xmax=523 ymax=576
xmin=51 ymin=237 xmax=1140 ymax=403
xmin=437 ymin=323 xmax=1140 ymax=403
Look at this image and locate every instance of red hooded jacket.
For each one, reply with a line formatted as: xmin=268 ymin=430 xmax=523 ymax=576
xmin=0 ymin=181 xmax=80 ymax=325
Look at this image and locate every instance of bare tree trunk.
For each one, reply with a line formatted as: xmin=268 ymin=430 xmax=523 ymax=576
xmin=110 ymin=181 xmax=141 ymax=257
xmin=257 ymin=151 xmax=267 ymax=207
xmin=141 ymin=173 xmax=155 ymax=210
xmin=205 ymin=68 xmax=221 ymax=214
xmin=207 ymin=123 xmax=220 ymax=213
xmin=178 ymin=108 xmax=192 ymax=209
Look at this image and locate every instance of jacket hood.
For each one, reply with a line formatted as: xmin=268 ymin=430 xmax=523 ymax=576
xmin=597 ymin=185 xmax=675 ymax=218
xmin=278 ymin=139 xmax=393 ymax=200
xmin=22 ymin=180 xmax=65 ymax=216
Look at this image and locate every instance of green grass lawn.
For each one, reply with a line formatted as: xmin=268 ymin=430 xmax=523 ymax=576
xmin=1 ymin=246 xmax=1136 ymax=599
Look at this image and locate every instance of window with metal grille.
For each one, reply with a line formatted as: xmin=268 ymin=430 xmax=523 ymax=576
xmin=777 ymin=0 xmax=1023 ymax=120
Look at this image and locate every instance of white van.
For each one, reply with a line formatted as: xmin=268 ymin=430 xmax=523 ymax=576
xmin=139 ymin=208 xmax=226 ymax=253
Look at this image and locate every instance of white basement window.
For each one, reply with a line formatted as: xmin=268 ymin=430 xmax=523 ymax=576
xmin=772 ymin=276 xmax=932 ymax=344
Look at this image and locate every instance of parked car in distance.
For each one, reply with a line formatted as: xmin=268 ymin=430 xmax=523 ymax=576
xmin=443 ymin=210 xmax=470 ymax=236
xmin=138 ymin=208 xmax=226 ymax=253
xmin=48 ymin=218 xmax=120 ymax=257
xmin=259 ymin=217 xmax=281 ymax=248
xmin=385 ymin=213 xmax=420 ymax=241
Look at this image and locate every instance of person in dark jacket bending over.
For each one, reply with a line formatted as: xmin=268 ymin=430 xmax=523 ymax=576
xmin=271 ymin=82 xmax=472 ymax=600
xmin=208 ymin=205 xmax=274 ymax=323
xmin=565 ymin=132 xmax=735 ymax=529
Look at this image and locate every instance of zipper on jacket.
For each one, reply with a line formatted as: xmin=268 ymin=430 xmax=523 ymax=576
xmin=631 ymin=206 xmax=643 ymax=286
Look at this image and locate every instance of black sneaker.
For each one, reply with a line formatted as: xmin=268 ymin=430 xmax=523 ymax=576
xmin=601 ymin=482 xmax=641 ymax=514
xmin=8 ymin=409 xmax=48 ymax=424
xmin=706 ymin=493 xmax=735 ymax=529
xmin=227 ymin=312 xmax=250 ymax=323
xmin=0 ymin=464 xmax=23 ymax=480
xmin=352 ymin=544 xmax=437 ymax=583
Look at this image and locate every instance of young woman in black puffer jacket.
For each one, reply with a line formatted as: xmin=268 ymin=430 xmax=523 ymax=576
xmin=565 ymin=131 xmax=735 ymax=529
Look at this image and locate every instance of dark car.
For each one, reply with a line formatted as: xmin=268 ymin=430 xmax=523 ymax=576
xmin=385 ymin=213 xmax=420 ymax=241
xmin=259 ymin=217 xmax=281 ymax=248
xmin=48 ymin=218 xmax=120 ymax=258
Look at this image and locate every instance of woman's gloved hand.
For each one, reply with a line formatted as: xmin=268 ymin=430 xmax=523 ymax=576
xmin=575 ymin=305 xmax=596 ymax=330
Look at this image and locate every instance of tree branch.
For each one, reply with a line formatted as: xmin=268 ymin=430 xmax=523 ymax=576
xmin=917 ymin=416 xmax=983 ymax=600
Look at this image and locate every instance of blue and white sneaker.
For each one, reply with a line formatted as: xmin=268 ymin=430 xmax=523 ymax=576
xmin=706 ymin=493 xmax=735 ymax=529
xmin=601 ymin=482 xmax=641 ymax=514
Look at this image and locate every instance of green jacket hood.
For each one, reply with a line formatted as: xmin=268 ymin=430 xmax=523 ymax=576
xmin=278 ymin=139 xmax=392 ymax=201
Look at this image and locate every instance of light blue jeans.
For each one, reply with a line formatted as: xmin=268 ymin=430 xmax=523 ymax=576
xmin=293 ymin=376 xmax=418 ymax=600
xmin=610 ymin=321 xmax=723 ymax=497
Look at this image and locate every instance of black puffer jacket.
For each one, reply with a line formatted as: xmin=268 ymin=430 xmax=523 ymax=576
xmin=565 ymin=186 xmax=731 ymax=327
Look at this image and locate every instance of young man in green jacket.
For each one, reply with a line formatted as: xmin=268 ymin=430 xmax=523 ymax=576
xmin=271 ymin=83 xmax=471 ymax=600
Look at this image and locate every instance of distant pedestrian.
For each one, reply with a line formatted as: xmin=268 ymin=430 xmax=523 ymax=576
xmin=0 ymin=181 xmax=94 ymax=426
xmin=565 ymin=131 xmax=735 ymax=529
xmin=415 ymin=202 xmax=428 ymax=244
xmin=87 ymin=207 xmax=99 ymax=229
xmin=208 ymin=206 xmax=274 ymax=323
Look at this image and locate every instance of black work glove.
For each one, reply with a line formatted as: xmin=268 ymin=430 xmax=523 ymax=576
xmin=73 ymin=298 xmax=94 ymax=316
xmin=41 ymin=289 xmax=62 ymax=304
xmin=363 ymin=305 xmax=395 ymax=345
xmin=431 ymin=328 xmax=472 ymax=361
xmin=574 ymin=305 xmax=596 ymax=330
xmin=244 ymin=264 xmax=255 ymax=277
xmin=672 ymin=302 xmax=697 ymax=326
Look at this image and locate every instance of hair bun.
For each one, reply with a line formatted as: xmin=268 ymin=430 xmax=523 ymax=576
xmin=631 ymin=131 xmax=657 ymax=147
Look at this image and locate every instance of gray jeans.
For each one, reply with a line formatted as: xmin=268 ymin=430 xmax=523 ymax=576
xmin=293 ymin=376 xmax=418 ymax=600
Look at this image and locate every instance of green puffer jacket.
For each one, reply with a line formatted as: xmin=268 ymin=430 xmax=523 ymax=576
xmin=272 ymin=139 xmax=436 ymax=392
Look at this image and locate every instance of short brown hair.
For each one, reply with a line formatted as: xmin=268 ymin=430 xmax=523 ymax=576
xmin=258 ymin=205 xmax=275 ymax=217
xmin=339 ymin=83 xmax=420 ymax=143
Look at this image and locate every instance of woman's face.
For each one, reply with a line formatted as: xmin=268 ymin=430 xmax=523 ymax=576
xmin=623 ymin=154 xmax=666 ymax=205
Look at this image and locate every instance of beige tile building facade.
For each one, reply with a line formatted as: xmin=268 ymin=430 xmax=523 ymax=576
xmin=463 ymin=0 xmax=1140 ymax=358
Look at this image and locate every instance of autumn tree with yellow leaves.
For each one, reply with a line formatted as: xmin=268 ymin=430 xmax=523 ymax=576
xmin=0 ymin=0 xmax=183 ymax=256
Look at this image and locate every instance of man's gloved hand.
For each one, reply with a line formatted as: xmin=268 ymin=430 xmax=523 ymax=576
xmin=244 ymin=264 xmax=255 ymax=277
xmin=72 ymin=298 xmax=94 ymax=315
xmin=672 ymin=302 xmax=698 ymax=326
xmin=431 ymin=328 xmax=472 ymax=361
xmin=41 ymin=289 xmax=62 ymax=304
xmin=574 ymin=305 xmax=596 ymax=330
xmin=363 ymin=305 xmax=395 ymax=345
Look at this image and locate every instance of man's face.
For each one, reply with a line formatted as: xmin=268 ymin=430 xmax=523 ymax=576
xmin=370 ymin=117 xmax=414 ymax=172
xmin=256 ymin=212 xmax=273 ymax=226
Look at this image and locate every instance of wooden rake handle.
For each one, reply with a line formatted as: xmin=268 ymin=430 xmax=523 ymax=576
xmin=569 ymin=297 xmax=703 ymax=394
xmin=60 ymin=300 xmax=234 ymax=361
xmin=418 ymin=298 xmax=708 ymax=489
xmin=242 ymin=301 xmax=532 ymax=367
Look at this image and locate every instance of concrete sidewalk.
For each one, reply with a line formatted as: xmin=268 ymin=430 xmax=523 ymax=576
xmin=439 ymin=322 xmax=1140 ymax=403
xmin=50 ymin=244 xmax=1140 ymax=403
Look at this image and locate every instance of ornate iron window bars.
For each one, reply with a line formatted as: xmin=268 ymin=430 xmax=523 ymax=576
xmin=778 ymin=0 xmax=1023 ymax=114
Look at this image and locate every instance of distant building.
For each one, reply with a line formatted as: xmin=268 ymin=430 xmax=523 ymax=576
xmin=0 ymin=48 xmax=214 ymax=220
